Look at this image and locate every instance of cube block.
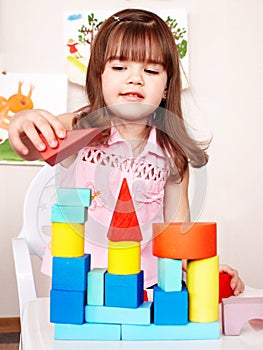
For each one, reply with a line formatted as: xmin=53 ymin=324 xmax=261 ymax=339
xmin=105 ymin=271 xmax=144 ymax=308
xmin=52 ymin=254 xmax=91 ymax=291
xmin=158 ymin=258 xmax=182 ymax=292
xmin=153 ymin=284 xmax=188 ymax=325
xmin=51 ymin=204 xmax=87 ymax=224
xmin=56 ymin=187 xmax=92 ymax=207
xmin=50 ymin=289 xmax=86 ymax=324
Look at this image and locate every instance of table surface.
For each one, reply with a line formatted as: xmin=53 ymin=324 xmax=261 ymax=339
xmin=22 ymin=286 xmax=263 ymax=350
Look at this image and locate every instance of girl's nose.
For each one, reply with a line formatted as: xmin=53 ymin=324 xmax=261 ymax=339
xmin=126 ymin=71 xmax=144 ymax=86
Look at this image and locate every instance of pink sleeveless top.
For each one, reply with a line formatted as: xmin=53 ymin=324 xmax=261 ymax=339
xmin=42 ymin=126 xmax=170 ymax=287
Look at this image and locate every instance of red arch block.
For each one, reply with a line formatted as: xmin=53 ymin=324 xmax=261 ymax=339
xmin=152 ymin=222 xmax=217 ymax=260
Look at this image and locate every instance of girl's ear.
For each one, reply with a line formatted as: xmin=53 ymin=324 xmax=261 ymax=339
xmin=162 ymin=88 xmax=167 ymax=100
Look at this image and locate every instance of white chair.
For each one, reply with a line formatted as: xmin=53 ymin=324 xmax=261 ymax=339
xmin=12 ymin=163 xmax=263 ymax=350
xmin=12 ymin=164 xmax=57 ymax=350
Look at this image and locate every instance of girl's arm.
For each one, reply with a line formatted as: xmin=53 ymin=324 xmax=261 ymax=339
xmin=8 ymin=109 xmax=76 ymax=161
xmin=164 ymin=167 xmax=190 ymax=271
xmin=163 ymin=166 xmax=190 ymax=223
xmin=163 ymin=167 xmax=245 ymax=295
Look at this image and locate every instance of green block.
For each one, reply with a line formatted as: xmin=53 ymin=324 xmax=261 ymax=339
xmin=56 ymin=187 xmax=92 ymax=207
xmin=51 ymin=204 xmax=87 ymax=223
xmin=87 ymin=268 xmax=107 ymax=305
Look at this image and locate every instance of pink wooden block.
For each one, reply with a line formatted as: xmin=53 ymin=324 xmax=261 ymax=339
xmin=222 ymin=296 xmax=263 ymax=335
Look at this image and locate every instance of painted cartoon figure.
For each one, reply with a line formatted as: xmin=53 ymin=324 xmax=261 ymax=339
xmin=0 ymin=81 xmax=34 ymax=130
xmin=67 ymin=39 xmax=83 ymax=58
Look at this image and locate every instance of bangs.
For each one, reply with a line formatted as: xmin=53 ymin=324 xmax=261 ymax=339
xmin=104 ymin=22 xmax=168 ymax=67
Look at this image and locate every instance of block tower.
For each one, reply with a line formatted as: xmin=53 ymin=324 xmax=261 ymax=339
xmin=51 ymin=180 xmax=221 ymax=341
xmin=105 ymin=178 xmax=144 ymax=308
xmin=150 ymin=223 xmax=218 ymax=330
xmin=50 ymin=187 xmax=92 ymax=324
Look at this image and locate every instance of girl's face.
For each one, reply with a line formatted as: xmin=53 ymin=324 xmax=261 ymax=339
xmin=101 ymin=58 xmax=167 ymax=122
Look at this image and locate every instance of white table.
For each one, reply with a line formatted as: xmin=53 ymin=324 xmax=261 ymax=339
xmin=21 ymin=286 xmax=263 ymax=350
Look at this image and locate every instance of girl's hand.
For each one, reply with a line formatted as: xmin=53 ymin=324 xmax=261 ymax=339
xmin=220 ymin=264 xmax=245 ymax=296
xmin=8 ymin=109 xmax=66 ymax=160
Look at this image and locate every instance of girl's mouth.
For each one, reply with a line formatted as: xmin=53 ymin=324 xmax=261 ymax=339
xmin=120 ymin=92 xmax=144 ymax=101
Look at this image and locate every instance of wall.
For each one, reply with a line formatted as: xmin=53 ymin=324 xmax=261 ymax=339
xmin=0 ymin=0 xmax=263 ymax=316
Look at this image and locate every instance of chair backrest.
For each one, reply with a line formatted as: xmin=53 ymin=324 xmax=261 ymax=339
xmin=19 ymin=164 xmax=57 ymax=259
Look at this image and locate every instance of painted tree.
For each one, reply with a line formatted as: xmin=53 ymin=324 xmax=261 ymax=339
xmin=78 ymin=13 xmax=104 ymax=50
xmin=165 ymin=16 xmax=188 ymax=59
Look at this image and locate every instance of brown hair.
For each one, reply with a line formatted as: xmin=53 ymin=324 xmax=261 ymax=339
xmin=75 ymin=8 xmax=209 ymax=181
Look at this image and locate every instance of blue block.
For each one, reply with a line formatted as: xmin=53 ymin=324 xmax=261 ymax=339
xmin=87 ymin=268 xmax=107 ymax=305
xmin=50 ymin=289 xmax=86 ymax=324
xmin=56 ymin=187 xmax=92 ymax=207
xmin=153 ymin=284 xmax=188 ymax=325
xmin=85 ymin=302 xmax=152 ymax=325
xmin=121 ymin=321 xmax=220 ymax=340
xmin=105 ymin=271 xmax=144 ymax=308
xmin=51 ymin=204 xmax=87 ymax=223
xmin=158 ymin=258 xmax=182 ymax=291
xmin=54 ymin=323 xmax=121 ymax=340
xmin=52 ymin=254 xmax=90 ymax=291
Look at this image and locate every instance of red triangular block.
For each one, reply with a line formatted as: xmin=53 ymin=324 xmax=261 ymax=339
xmin=39 ymin=128 xmax=103 ymax=166
xmin=107 ymin=178 xmax=143 ymax=242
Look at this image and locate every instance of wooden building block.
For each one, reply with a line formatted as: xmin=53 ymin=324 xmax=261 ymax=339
xmin=152 ymin=222 xmax=217 ymax=260
xmin=39 ymin=128 xmax=103 ymax=166
xmin=108 ymin=240 xmax=140 ymax=275
xmin=219 ymin=272 xmax=233 ymax=303
xmin=87 ymin=268 xmax=107 ymax=306
xmin=187 ymin=255 xmax=219 ymax=322
xmin=54 ymin=322 xmax=121 ymax=340
xmin=50 ymin=289 xmax=86 ymax=325
xmin=222 ymin=297 xmax=263 ymax=335
xmin=105 ymin=271 xmax=144 ymax=308
xmin=51 ymin=204 xmax=87 ymax=224
xmin=107 ymin=178 xmax=142 ymax=242
xmin=153 ymin=284 xmax=188 ymax=325
xmin=85 ymin=302 xmax=152 ymax=325
xmin=121 ymin=321 xmax=220 ymax=340
xmin=51 ymin=222 xmax=84 ymax=257
xmin=158 ymin=258 xmax=182 ymax=292
xmin=56 ymin=187 xmax=92 ymax=207
xmin=52 ymin=254 xmax=90 ymax=292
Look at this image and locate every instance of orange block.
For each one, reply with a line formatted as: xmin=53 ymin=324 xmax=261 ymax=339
xmin=39 ymin=128 xmax=103 ymax=166
xmin=152 ymin=222 xmax=217 ymax=260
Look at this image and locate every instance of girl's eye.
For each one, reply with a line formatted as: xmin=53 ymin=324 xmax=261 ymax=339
xmin=145 ymin=69 xmax=159 ymax=75
xmin=112 ymin=66 xmax=126 ymax=71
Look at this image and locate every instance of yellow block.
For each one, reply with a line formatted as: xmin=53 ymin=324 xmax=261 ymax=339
xmin=108 ymin=240 xmax=140 ymax=275
xmin=52 ymin=222 xmax=84 ymax=257
xmin=187 ymin=255 xmax=219 ymax=322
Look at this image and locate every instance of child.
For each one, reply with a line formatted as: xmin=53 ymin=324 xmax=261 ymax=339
xmin=8 ymin=8 xmax=244 ymax=294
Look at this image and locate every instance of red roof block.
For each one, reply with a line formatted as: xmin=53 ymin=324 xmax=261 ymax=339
xmin=107 ymin=178 xmax=143 ymax=242
xmin=39 ymin=128 xmax=103 ymax=166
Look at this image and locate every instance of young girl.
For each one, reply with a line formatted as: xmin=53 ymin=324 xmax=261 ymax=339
xmin=8 ymin=8 xmax=244 ymax=294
